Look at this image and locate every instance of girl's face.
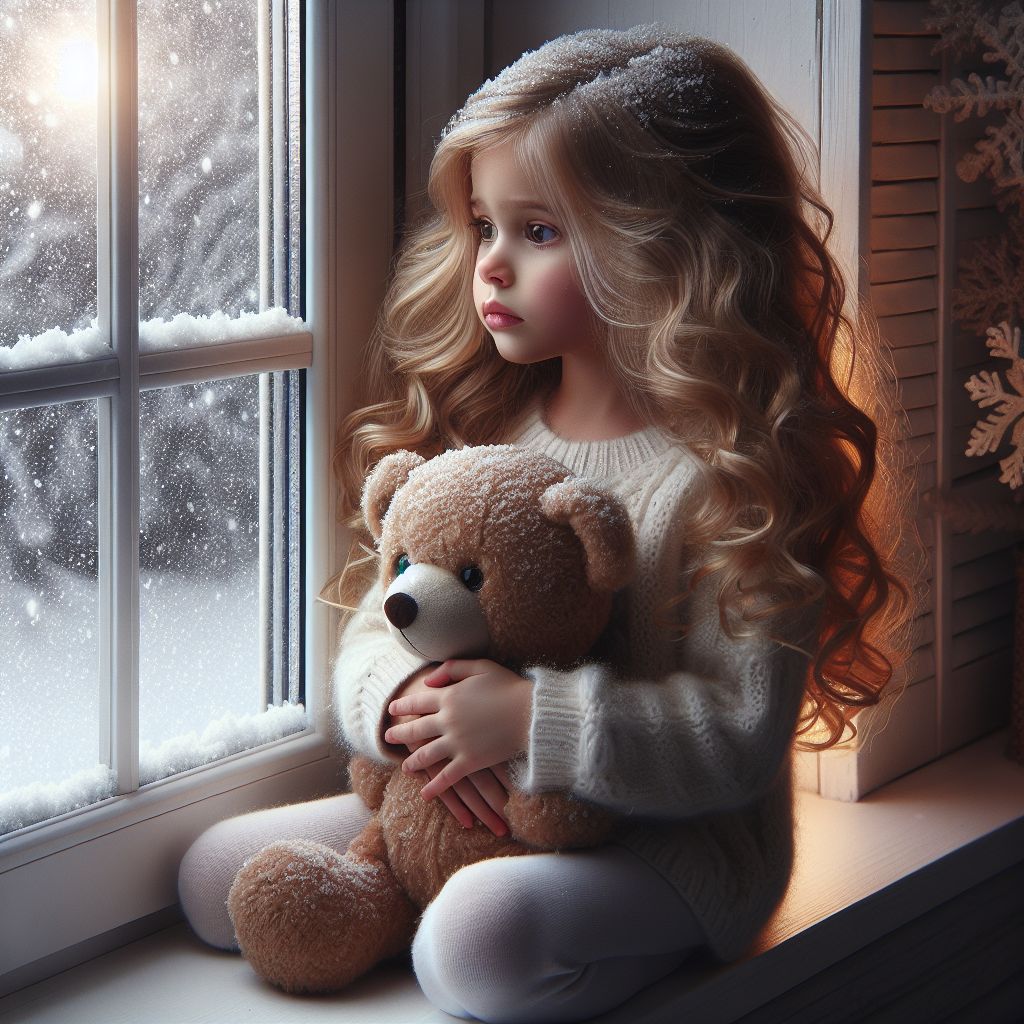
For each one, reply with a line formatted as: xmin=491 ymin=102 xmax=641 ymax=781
xmin=469 ymin=140 xmax=600 ymax=365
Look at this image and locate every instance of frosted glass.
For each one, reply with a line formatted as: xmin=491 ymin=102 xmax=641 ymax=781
xmin=0 ymin=1 xmax=99 ymax=364
xmin=0 ymin=401 xmax=102 ymax=827
xmin=137 ymin=0 xmax=259 ymax=323
xmin=138 ymin=376 xmax=264 ymax=782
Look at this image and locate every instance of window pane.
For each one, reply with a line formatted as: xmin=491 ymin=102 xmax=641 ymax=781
xmin=138 ymin=374 xmax=304 ymax=784
xmin=0 ymin=2 xmax=103 ymax=371
xmin=137 ymin=0 xmax=259 ymax=324
xmin=0 ymin=400 xmax=107 ymax=835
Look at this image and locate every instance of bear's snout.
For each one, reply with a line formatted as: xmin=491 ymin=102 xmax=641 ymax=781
xmin=381 ymin=562 xmax=491 ymax=662
xmin=384 ymin=592 xmax=417 ymax=629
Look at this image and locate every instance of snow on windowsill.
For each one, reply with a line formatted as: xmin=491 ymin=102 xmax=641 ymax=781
xmin=138 ymin=307 xmax=306 ymax=353
xmin=137 ymin=700 xmax=308 ymax=785
xmin=0 ymin=308 xmax=306 ymax=373
xmin=0 ymin=324 xmax=109 ymax=372
xmin=0 ymin=702 xmax=308 ymax=836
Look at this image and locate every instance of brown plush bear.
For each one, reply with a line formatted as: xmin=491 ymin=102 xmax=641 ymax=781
xmin=227 ymin=445 xmax=636 ymax=994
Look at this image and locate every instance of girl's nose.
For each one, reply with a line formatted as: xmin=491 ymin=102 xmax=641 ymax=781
xmin=476 ymin=245 xmax=512 ymax=287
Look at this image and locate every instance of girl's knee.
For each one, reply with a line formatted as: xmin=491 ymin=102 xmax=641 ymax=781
xmin=412 ymin=858 xmax=549 ymax=1021
xmin=178 ymin=817 xmax=249 ymax=950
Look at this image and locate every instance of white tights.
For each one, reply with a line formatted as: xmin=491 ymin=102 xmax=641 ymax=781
xmin=178 ymin=793 xmax=705 ymax=1023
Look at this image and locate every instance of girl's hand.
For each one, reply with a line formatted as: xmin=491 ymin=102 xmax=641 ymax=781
xmin=388 ymin=668 xmax=510 ymax=835
xmin=385 ymin=659 xmax=532 ymax=803
xmin=421 ymin=762 xmax=512 ymax=836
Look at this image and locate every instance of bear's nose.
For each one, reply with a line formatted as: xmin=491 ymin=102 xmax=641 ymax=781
xmin=384 ymin=592 xmax=418 ymax=630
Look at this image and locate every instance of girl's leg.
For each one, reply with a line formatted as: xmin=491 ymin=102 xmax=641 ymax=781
xmin=178 ymin=791 xmax=372 ymax=950
xmin=412 ymin=844 xmax=705 ymax=1024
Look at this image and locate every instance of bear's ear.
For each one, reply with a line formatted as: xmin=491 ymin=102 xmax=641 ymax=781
xmin=361 ymin=450 xmax=426 ymax=540
xmin=540 ymin=479 xmax=636 ymax=592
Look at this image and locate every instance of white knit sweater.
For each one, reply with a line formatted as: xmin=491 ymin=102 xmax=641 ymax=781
xmin=335 ymin=407 xmax=814 ymax=960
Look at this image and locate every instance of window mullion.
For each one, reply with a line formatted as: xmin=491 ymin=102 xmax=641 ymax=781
xmin=107 ymin=0 xmax=140 ymax=795
xmin=258 ymin=0 xmax=273 ymax=710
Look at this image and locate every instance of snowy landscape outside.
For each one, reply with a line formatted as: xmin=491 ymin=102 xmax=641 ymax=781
xmin=1 ymin=0 xmax=307 ymax=833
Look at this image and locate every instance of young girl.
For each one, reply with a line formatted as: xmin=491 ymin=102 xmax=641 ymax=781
xmin=179 ymin=25 xmax=916 ymax=1023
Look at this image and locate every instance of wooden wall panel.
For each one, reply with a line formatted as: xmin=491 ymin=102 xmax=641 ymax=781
xmin=945 ymin=649 xmax=1013 ymax=751
xmin=863 ymin=0 xmax=1014 ymax=794
xmin=817 ymin=676 xmax=938 ymax=801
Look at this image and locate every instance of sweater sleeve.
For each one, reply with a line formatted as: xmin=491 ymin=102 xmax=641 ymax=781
xmin=512 ymin=577 xmax=817 ymax=820
xmin=332 ymin=577 xmax=431 ymax=762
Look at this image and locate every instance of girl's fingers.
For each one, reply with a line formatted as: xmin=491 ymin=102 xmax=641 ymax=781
xmin=423 ymin=764 xmax=474 ymax=829
xmin=385 ymin=716 xmax=441 ymax=747
xmin=388 ymin=692 xmax=441 ymax=717
xmin=420 ymin=762 xmax=505 ymax=834
xmin=418 ymin=758 xmax=473 ymax=802
xmin=490 ymin=761 xmax=514 ymax=793
xmin=423 ymin=658 xmax=488 ymax=687
xmin=401 ymin=737 xmax=448 ymax=773
xmin=422 ymin=665 xmax=452 ymax=687
xmin=465 ymin=768 xmax=510 ymax=822
xmin=450 ymin=776 xmax=508 ymax=836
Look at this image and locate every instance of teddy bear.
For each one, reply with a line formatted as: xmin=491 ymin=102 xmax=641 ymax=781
xmin=227 ymin=444 xmax=636 ymax=994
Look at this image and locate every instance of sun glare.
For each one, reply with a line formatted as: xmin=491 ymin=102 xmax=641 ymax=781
xmin=55 ymin=37 xmax=97 ymax=104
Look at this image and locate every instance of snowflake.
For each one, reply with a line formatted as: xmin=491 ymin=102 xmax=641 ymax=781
xmin=924 ymin=1 xmax=1024 ymax=210
xmin=965 ymin=321 xmax=1024 ymax=488
xmin=952 ymin=212 xmax=1024 ymax=333
xmin=927 ymin=0 xmax=987 ymax=60
xmin=925 ymin=1 xmax=1024 ymax=498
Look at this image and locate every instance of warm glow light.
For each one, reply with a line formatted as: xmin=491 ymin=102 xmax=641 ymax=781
xmin=54 ymin=37 xmax=97 ymax=104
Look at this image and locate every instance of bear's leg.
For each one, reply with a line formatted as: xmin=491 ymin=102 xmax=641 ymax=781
xmin=227 ymin=816 xmax=418 ymax=994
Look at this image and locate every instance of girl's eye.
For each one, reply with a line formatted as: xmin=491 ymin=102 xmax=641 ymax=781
xmin=395 ymin=554 xmax=410 ymax=576
xmin=527 ymin=223 xmax=558 ymax=244
xmin=471 ymin=218 xmax=495 ymax=242
xmin=460 ymin=565 xmax=484 ymax=592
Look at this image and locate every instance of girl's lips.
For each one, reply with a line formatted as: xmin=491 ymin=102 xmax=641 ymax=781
xmin=484 ymin=312 xmax=523 ymax=329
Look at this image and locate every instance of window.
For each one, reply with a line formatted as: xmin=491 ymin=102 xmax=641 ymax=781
xmin=0 ymin=0 xmax=310 ymax=837
xmin=0 ymin=0 xmax=396 ymax=992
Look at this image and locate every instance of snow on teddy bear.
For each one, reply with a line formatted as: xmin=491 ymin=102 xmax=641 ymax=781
xmin=227 ymin=444 xmax=637 ymax=993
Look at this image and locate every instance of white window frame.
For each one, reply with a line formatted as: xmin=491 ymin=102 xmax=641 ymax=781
xmin=0 ymin=0 xmax=395 ymax=990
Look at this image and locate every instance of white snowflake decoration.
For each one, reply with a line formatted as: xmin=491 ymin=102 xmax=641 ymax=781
xmin=965 ymin=321 xmax=1024 ymax=488
xmin=925 ymin=1 xmax=1024 ymax=208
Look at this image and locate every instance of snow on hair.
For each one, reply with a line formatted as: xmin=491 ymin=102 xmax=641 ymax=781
xmin=333 ymin=26 xmax=922 ymax=750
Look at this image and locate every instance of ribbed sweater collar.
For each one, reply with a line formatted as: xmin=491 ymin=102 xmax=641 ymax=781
xmin=510 ymin=403 xmax=674 ymax=480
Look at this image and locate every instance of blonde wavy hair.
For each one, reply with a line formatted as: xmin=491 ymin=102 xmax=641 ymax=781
xmin=332 ymin=26 xmax=920 ymax=750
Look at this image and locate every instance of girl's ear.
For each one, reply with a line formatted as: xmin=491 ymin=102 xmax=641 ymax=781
xmin=540 ymin=478 xmax=636 ymax=593
xmin=361 ymin=450 xmax=426 ymax=540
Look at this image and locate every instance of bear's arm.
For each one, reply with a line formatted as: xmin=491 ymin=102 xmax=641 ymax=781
xmin=347 ymin=755 xmax=394 ymax=810
xmin=333 ymin=578 xmax=431 ymax=763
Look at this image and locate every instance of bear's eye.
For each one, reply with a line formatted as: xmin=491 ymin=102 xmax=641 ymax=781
xmin=460 ymin=565 xmax=484 ymax=592
xmin=395 ymin=553 xmax=411 ymax=576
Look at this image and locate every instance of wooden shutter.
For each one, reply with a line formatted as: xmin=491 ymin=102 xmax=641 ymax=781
xmin=818 ymin=0 xmax=1013 ymax=800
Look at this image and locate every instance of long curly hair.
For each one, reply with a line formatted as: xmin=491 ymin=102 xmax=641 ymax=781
xmin=332 ymin=26 xmax=921 ymax=750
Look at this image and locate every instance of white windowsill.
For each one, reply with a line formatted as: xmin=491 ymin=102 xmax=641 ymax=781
xmin=2 ymin=730 xmax=1022 ymax=1024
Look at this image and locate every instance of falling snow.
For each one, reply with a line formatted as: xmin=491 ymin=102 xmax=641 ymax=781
xmin=0 ymin=0 xmax=265 ymax=350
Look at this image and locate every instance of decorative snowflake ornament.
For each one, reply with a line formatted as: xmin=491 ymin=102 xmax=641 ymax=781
xmin=965 ymin=321 xmax=1024 ymax=488
xmin=952 ymin=215 xmax=1024 ymax=334
xmin=925 ymin=1 xmax=1024 ymax=210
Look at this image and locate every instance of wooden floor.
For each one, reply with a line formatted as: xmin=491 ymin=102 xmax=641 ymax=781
xmin=2 ymin=731 xmax=1023 ymax=1024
